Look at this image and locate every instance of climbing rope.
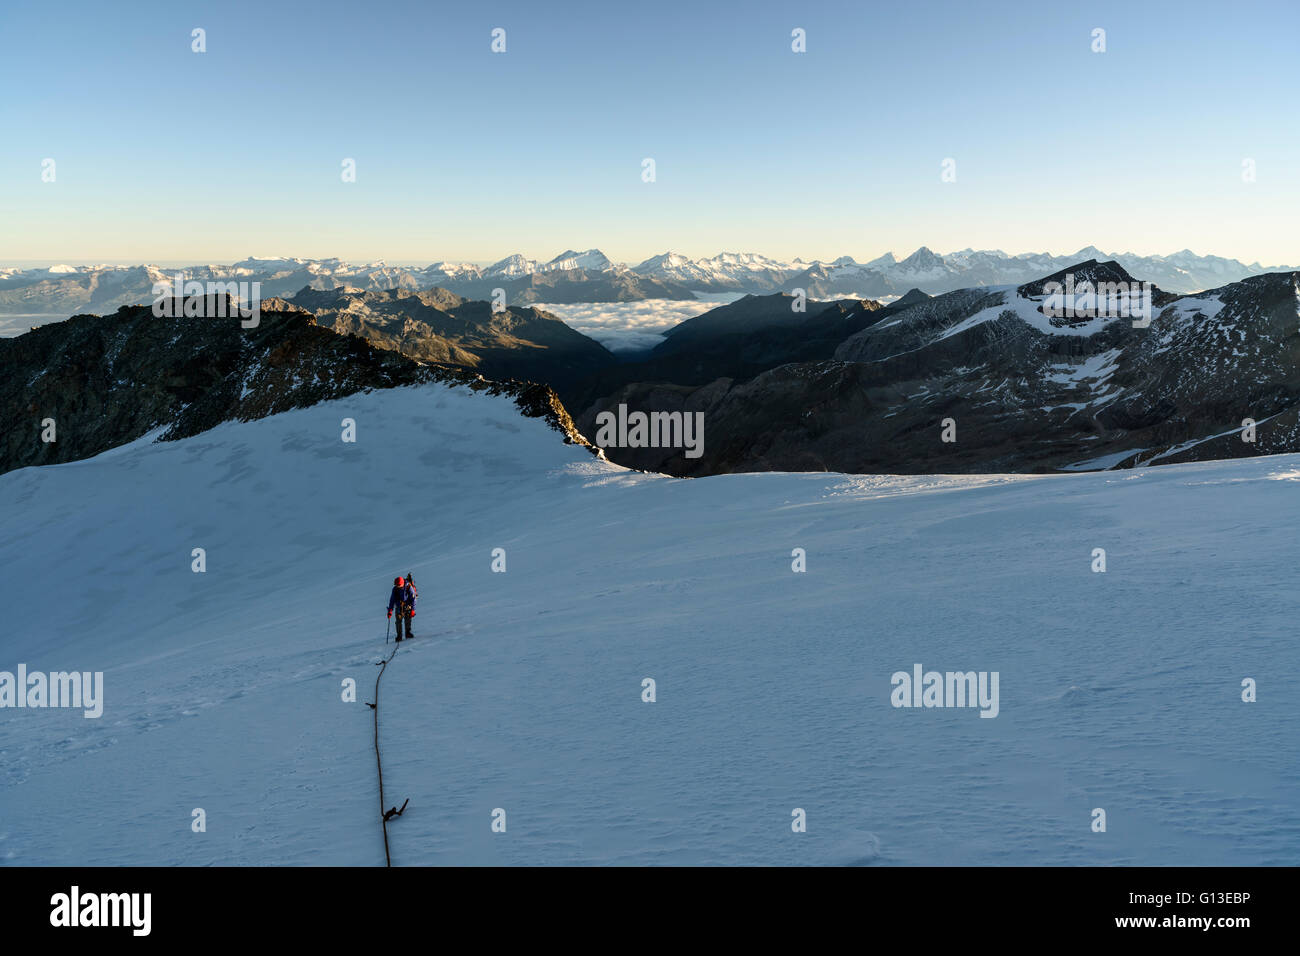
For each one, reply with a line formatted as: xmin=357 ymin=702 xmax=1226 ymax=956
xmin=372 ymin=643 xmax=408 ymax=866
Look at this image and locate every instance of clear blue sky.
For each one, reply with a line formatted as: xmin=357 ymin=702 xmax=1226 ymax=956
xmin=1 ymin=0 xmax=1296 ymax=265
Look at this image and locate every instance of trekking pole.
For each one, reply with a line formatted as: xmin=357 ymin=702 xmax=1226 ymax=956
xmin=386 ymin=616 xmax=391 ymax=645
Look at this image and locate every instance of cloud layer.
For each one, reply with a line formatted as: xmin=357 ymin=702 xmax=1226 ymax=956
xmin=532 ymin=295 xmax=744 ymax=353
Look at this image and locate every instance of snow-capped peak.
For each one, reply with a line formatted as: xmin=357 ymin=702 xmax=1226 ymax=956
xmin=539 ymin=249 xmax=613 ymax=273
xmin=484 ymin=253 xmax=538 ymax=278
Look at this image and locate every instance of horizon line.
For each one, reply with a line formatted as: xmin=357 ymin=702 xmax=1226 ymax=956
xmin=2 ymin=244 xmax=1295 ymax=270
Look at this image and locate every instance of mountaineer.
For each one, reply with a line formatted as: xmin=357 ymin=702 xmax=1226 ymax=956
xmin=387 ymin=576 xmax=417 ymax=642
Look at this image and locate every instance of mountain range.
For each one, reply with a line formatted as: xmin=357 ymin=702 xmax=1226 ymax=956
xmin=6 ymin=256 xmax=1300 ymax=481
xmin=3 ymin=246 xmax=1295 ymax=316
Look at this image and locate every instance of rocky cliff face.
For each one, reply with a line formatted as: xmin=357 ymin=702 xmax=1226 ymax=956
xmin=577 ymin=265 xmax=1300 ymax=476
xmin=563 ymin=292 xmax=923 ymax=413
xmin=1 ymin=297 xmax=593 ymax=476
xmin=281 ymin=286 xmax=618 ymax=395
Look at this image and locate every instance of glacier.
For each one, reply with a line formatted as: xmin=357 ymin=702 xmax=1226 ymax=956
xmin=0 ymin=382 xmax=1295 ymax=865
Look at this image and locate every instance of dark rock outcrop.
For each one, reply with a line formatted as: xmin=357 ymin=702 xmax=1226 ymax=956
xmin=577 ymin=268 xmax=1300 ymax=476
xmin=283 ymin=286 xmax=618 ymax=395
xmin=1 ymin=296 xmax=593 ymax=476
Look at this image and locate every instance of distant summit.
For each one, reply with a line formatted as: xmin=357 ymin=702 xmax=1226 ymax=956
xmin=1017 ymin=259 xmax=1142 ymax=297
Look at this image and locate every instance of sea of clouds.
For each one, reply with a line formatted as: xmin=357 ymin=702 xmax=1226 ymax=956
xmin=531 ymin=294 xmax=744 ymax=353
xmin=535 ymin=291 xmax=897 ymax=353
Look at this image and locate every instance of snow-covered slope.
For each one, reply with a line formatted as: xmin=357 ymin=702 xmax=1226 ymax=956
xmin=1 ymin=383 xmax=1296 ymax=865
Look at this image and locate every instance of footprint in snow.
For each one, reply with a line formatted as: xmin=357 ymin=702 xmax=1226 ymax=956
xmin=831 ymin=831 xmax=882 ymax=866
xmin=1060 ymin=685 xmax=1094 ymax=706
